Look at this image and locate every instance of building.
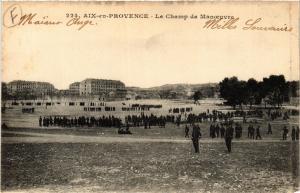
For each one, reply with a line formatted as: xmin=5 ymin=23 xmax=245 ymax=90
xmin=79 ymin=78 xmax=126 ymax=99
xmin=69 ymin=82 xmax=80 ymax=95
xmin=7 ymin=80 xmax=55 ymax=96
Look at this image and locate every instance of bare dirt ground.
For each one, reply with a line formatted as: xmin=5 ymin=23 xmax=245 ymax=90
xmin=1 ymin=127 xmax=299 ymax=193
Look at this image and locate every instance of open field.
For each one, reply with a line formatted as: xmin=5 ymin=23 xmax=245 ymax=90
xmin=2 ymin=120 xmax=300 ymax=193
xmin=1 ymin=99 xmax=299 ymax=192
xmin=2 ymin=115 xmax=299 ymax=140
xmin=2 ymin=139 xmax=299 ymax=193
xmin=1 ymin=99 xmax=228 ymax=128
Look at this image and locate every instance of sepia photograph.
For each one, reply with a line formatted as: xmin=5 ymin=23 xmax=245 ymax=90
xmin=1 ymin=1 xmax=299 ymax=193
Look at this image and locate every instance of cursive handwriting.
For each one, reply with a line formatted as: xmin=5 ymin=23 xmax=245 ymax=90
xmin=243 ymin=18 xmax=292 ymax=32
xmin=18 ymin=14 xmax=62 ymax=26
xmin=66 ymin=17 xmax=96 ymax=31
xmin=203 ymin=18 xmax=239 ymax=30
xmin=3 ymin=4 xmax=96 ymax=30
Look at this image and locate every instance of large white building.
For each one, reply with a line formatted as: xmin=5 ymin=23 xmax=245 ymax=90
xmin=79 ymin=78 xmax=126 ymax=98
xmin=69 ymin=82 xmax=80 ymax=95
xmin=7 ymin=80 xmax=55 ymax=96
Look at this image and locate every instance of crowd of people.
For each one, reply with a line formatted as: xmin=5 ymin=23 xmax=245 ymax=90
xmin=185 ymin=110 xmax=263 ymax=124
xmin=39 ymin=115 xmax=122 ymax=128
xmin=37 ymin=107 xmax=299 ymax=153
xmin=125 ymin=114 xmax=170 ymax=128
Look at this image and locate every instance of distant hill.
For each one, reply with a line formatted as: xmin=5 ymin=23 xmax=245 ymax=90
xmin=126 ymin=83 xmax=219 ymax=100
xmin=147 ymin=83 xmax=218 ymax=91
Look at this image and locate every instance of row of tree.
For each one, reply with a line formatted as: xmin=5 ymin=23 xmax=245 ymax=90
xmin=218 ymin=75 xmax=298 ymax=108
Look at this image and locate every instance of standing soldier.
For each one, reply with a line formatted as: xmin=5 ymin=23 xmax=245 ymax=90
xmin=291 ymin=127 xmax=296 ymax=141
xmin=39 ymin=116 xmax=42 ymax=127
xmin=255 ymin=126 xmax=262 ymax=140
xmin=185 ymin=125 xmax=190 ymax=138
xmin=225 ymin=125 xmax=233 ymax=153
xmin=247 ymin=125 xmax=251 ymax=138
xmin=282 ymin=126 xmax=288 ymax=140
xmin=250 ymin=125 xmax=255 ymax=140
xmin=215 ymin=124 xmax=220 ymax=138
xmin=220 ymin=124 xmax=225 ymax=138
xmin=267 ymin=123 xmax=272 ymax=134
xmin=191 ymin=124 xmax=200 ymax=153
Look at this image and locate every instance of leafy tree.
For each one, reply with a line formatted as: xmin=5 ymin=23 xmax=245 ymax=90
xmin=287 ymin=81 xmax=299 ymax=97
xmin=193 ymin=90 xmax=203 ymax=103
xmin=262 ymin=75 xmax=288 ymax=107
xmin=219 ymin=77 xmax=247 ymax=109
xmin=246 ymin=78 xmax=260 ymax=108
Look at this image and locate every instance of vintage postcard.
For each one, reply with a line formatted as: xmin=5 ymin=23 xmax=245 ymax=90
xmin=1 ymin=1 xmax=299 ymax=193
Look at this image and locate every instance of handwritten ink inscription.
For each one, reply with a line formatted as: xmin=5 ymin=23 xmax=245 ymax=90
xmin=3 ymin=4 xmax=293 ymax=32
xmin=3 ymin=4 xmax=96 ymax=30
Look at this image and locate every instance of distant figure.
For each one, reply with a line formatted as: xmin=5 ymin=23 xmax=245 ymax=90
xmin=125 ymin=123 xmax=132 ymax=134
xmin=296 ymin=126 xmax=299 ymax=140
xmin=291 ymin=127 xmax=296 ymax=141
xmin=225 ymin=126 xmax=233 ymax=153
xmin=247 ymin=125 xmax=251 ymax=138
xmin=255 ymin=126 xmax=262 ymax=140
xmin=220 ymin=125 xmax=225 ymax=138
xmin=267 ymin=123 xmax=272 ymax=134
xmin=185 ymin=125 xmax=189 ymax=138
xmin=118 ymin=123 xmax=132 ymax=135
xmin=191 ymin=124 xmax=201 ymax=153
xmin=215 ymin=124 xmax=220 ymax=138
xmin=282 ymin=126 xmax=288 ymax=140
xmin=210 ymin=124 xmax=216 ymax=139
xmin=2 ymin=123 xmax=8 ymax=129
xmin=39 ymin=116 xmax=42 ymax=127
xmin=248 ymin=125 xmax=255 ymax=139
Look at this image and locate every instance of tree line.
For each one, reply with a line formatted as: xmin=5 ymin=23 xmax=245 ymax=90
xmin=218 ymin=75 xmax=298 ymax=108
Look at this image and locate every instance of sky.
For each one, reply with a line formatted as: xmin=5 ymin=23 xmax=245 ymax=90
xmin=2 ymin=2 xmax=299 ymax=89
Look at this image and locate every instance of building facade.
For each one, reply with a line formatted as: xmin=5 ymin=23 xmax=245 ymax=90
xmin=7 ymin=80 xmax=56 ymax=96
xmin=79 ymin=79 xmax=126 ymax=98
xmin=69 ymin=82 xmax=80 ymax=95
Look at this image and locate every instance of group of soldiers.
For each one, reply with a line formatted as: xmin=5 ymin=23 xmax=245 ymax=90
xmin=186 ymin=109 xmax=264 ymax=124
xmin=186 ymin=121 xmax=300 ymax=154
xmin=39 ymin=115 xmax=122 ymax=128
xmin=188 ymin=123 xmax=234 ymax=153
xmin=282 ymin=126 xmax=299 ymax=141
xmin=247 ymin=125 xmax=262 ymax=140
xmin=125 ymin=114 xmax=173 ymax=128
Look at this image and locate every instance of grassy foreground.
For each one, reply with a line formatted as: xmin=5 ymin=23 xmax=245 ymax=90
xmin=2 ymin=141 xmax=299 ymax=193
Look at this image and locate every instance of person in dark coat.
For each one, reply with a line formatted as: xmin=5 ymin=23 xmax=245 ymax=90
xmin=224 ymin=126 xmax=233 ymax=153
xmin=255 ymin=126 xmax=262 ymax=140
xmin=39 ymin=116 xmax=42 ymax=127
xmin=291 ymin=127 xmax=296 ymax=141
xmin=267 ymin=123 xmax=272 ymax=134
xmin=282 ymin=126 xmax=288 ymax=140
xmin=220 ymin=124 xmax=225 ymax=138
xmin=191 ymin=124 xmax=200 ymax=153
xmin=185 ymin=125 xmax=189 ymax=138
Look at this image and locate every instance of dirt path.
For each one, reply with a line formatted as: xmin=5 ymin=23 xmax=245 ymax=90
xmin=2 ymin=131 xmax=292 ymax=144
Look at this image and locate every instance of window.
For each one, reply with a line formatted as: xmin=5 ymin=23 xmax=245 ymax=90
xmin=69 ymin=102 xmax=75 ymax=106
